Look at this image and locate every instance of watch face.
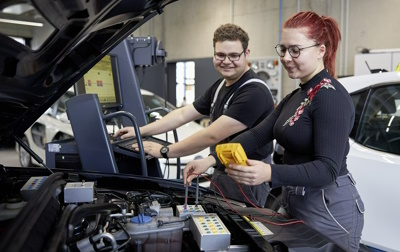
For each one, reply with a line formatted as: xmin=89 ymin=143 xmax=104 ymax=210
xmin=160 ymin=146 xmax=169 ymax=158
xmin=161 ymin=146 xmax=168 ymax=153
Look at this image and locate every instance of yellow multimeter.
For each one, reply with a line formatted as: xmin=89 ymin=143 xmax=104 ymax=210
xmin=215 ymin=143 xmax=248 ymax=168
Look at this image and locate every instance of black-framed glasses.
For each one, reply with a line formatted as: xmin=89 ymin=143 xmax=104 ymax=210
xmin=275 ymin=44 xmax=320 ymax=58
xmin=214 ymin=50 xmax=245 ymax=61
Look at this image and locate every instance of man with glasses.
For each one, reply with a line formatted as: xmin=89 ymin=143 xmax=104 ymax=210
xmin=115 ymin=24 xmax=275 ymax=207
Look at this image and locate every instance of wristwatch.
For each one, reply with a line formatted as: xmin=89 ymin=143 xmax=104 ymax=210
xmin=160 ymin=146 xmax=169 ymax=159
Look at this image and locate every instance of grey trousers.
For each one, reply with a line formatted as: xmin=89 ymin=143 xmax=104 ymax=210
xmin=284 ymin=173 xmax=365 ymax=252
xmin=210 ymin=169 xmax=270 ymax=207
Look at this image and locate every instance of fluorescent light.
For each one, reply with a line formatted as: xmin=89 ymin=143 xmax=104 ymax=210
xmin=0 ymin=18 xmax=43 ymax=27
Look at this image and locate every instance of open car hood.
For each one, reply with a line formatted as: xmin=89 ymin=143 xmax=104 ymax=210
xmin=0 ymin=0 xmax=177 ymax=147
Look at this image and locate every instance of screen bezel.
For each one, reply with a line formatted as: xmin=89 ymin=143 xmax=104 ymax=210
xmin=75 ymin=54 xmax=123 ymax=109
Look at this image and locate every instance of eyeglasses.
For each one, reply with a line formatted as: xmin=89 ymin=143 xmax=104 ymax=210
xmin=214 ymin=50 xmax=245 ymax=61
xmin=275 ymin=44 xmax=320 ymax=58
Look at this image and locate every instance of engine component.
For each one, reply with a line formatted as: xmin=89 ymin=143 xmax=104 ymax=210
xmin=64 ymin=181 xmax=94 ymax=203
xmin=189 ymin=213 xmax=231 ymax=251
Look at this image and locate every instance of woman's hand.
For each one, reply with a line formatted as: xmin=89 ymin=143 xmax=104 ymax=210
xmin=114 ymin=127 xmax=136 ymax=139
xmin=226 ymin=159 xmax=271 ymax=185
xmin=183 ymin=156 xmax=217 ymax=186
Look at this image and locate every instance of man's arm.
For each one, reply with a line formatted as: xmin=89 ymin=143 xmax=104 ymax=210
xmin=166 ymin=115 xmax=247 ymax=158
xmin=115 ymin=104 xmax=203 ymax=139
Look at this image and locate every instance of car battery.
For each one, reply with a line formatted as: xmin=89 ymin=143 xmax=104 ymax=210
xmin=126 ymin=216 xmax=184 ymax=252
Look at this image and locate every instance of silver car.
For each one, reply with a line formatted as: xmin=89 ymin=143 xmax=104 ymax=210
xmin=17 ymin=89 xmax=209 ymax=180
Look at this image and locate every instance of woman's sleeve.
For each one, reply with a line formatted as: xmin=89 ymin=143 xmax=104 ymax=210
xmin=210 ymin=95 xmax=287 ymax=166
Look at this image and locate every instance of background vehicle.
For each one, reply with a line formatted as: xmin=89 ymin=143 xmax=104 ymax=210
xmin=16 ymin=90 xmax=74 ymax=168
xmin=131 ymin=89 xmax=210 ymax=180
xmin=16 ymin=88 xmax=209 ymax=180
xmin=273 ymin=72 xmax=400 ymax=252
xmin=340 ymin=72 xmax=400 ymax=252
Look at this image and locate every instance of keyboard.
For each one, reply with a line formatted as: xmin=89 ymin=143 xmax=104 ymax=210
xmin=116 ymin=136 xmax=171 ymax=152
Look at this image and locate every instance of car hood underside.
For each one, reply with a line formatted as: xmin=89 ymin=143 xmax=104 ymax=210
xmin=0 ymin=0 xmax=176 ymax=147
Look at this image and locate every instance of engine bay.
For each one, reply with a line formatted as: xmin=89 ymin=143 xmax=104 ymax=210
xmin=0 ymin=167 xmax=337 ymax=252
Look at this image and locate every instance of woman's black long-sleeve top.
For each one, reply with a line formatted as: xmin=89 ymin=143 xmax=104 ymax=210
xmin=213 ymin=69 xmax=355 ymax=188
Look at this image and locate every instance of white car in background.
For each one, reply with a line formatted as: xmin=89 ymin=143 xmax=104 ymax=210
xmin=339 ymin=72 xmax=400 ymax=252
xmin=139 ymin=89 xmax=210 ymax=179
xmin=17 ymin=89 xmax=209 ymax=180
xmin=17 ymin=90 xmax=74 ymax=168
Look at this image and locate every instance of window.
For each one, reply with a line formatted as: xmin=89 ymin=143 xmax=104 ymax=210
xmin=356 ymin=85 xmax=400 ymax=155
xmin=176 ymin=61 xmax=195 ymax=107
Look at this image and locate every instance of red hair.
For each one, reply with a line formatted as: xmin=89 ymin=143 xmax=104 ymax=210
xmin=283 ymin=12 xmax=341 ymax=78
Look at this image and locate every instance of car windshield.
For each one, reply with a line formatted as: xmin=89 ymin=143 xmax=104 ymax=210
xmin=141 ymin=93 xmax=176 ymax=116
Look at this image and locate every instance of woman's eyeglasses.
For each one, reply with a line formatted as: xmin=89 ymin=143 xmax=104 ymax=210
xmin=275 ymin=44 xmax=320 ymax=58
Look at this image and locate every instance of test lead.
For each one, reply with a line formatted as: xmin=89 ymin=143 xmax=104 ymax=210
xmin=195 ymin=175 xmax=199 ymax=206
xmin=184 ymin=183 xmax=188 ymax=210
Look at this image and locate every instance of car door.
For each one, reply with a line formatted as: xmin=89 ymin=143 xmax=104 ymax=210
xmin=347 ymin=84 xmax=400 ymax=251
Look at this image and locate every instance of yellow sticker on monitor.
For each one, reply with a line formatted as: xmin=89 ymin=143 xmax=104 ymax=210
xmin=215 ymin=143 xmax=247 ymax=168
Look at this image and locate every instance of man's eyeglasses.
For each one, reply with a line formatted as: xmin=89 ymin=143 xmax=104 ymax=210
xmin=214 ymin=50 xmax=245 ymax=61
xmin=275 ymin=44 xmax=320 ymax=58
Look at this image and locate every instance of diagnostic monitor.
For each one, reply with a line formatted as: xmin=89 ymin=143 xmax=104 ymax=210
xmin=75 ymin=54 xmax=123 ymax=109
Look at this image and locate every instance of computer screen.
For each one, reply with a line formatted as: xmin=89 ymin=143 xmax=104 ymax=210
xmin=75 ymin=54 xmax=123 ymax=109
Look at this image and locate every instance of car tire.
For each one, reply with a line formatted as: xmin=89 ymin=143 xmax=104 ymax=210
xmin=19 ymin=136 xmax=33 ymax=167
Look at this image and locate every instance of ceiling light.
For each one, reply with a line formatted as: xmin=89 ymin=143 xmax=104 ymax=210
xmin=2 ymin=4 xmax=34 ymax=15
xmin=0 ymin=18 xmax=43 ymax=27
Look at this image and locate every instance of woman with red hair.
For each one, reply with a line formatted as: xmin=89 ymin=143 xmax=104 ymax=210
xmin=184 ymin=11 xmax=364 ymax=251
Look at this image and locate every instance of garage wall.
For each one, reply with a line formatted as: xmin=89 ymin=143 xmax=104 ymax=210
xmin=135 ymin=0 xmax=400 ymax=97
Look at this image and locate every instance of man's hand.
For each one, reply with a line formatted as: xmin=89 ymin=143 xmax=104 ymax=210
xmin=226 ymin=159 xmax=271 ymax=185
xmin=132 ymin=141 xmax=163 ymax=158
xmin=183 ymin=156 xmax=217 ymax=186
xmin=114 ymin=127 xmax=136 ymax=140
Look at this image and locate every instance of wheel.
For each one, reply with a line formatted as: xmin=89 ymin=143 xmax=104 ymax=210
xmin=18 ymin=136 xmax=33 ymax=167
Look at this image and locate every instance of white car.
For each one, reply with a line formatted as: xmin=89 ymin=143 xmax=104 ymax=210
xmin=17 ymin=90 xmax=74 ymax=168
xmin=17 ymin=89 xmax=209 ymax=180
xmin=139 ymin=89 xmax=210 ymax=179
xmin=339 ymin=72 xmax=400 ymax=252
